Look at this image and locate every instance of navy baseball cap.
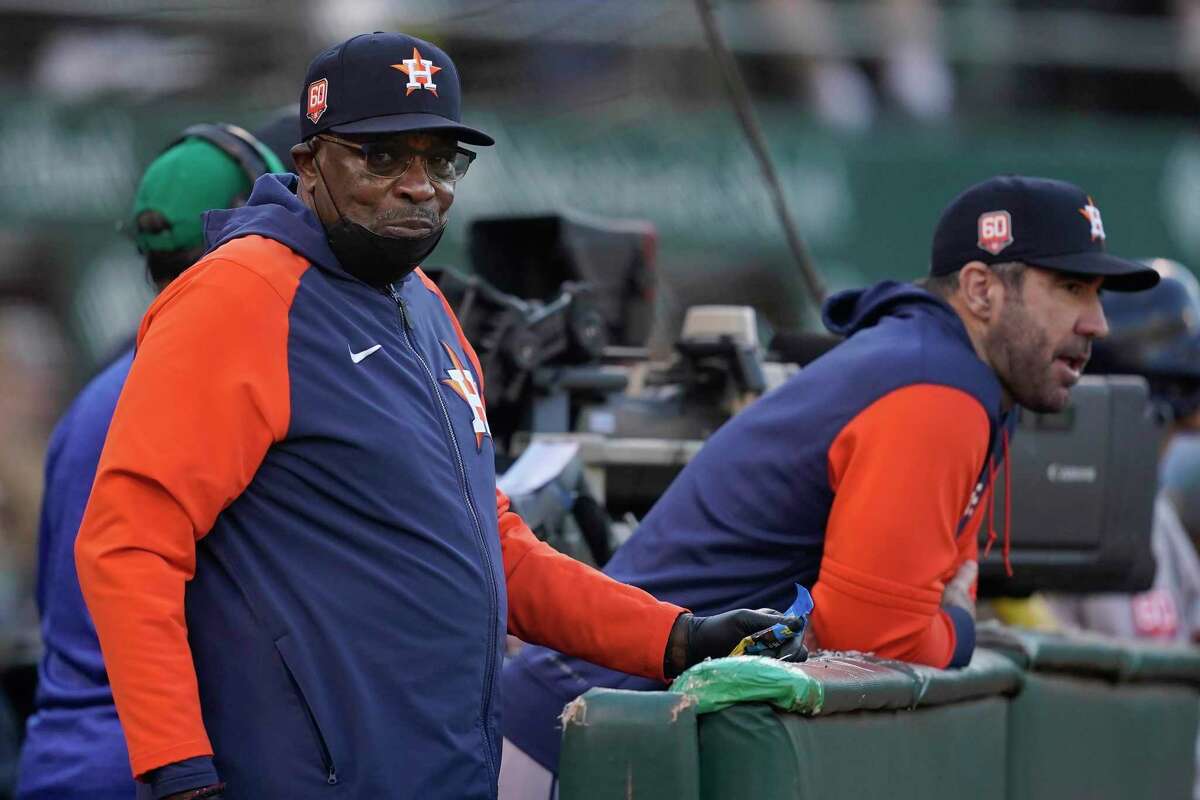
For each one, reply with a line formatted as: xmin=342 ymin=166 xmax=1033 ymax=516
xmin=930 ymin=175 xmax=1158 ymax=292
xmin=300 ymin=32 xmax=494 ymax=146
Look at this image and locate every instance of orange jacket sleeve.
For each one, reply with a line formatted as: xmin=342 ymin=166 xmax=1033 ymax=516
xmin=75 ymin=246 xmax=301 ymax=777
xmin=497 ymin=489 xmax=684 ymax=681
xmin=810 ymin=383 xmax=989 ymax=668
xmin=416 ymin=270 xmax=686 ymax=681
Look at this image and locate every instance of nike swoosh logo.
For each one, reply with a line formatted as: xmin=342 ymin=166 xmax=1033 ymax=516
xmin=349 ymin=343 xmax=383 ymax=364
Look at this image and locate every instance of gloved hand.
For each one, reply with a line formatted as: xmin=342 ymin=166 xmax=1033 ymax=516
xmin=772 ymin=634 xmax=809 ymax=664
xmin=664 ymin=609 xmax=803 ymax=679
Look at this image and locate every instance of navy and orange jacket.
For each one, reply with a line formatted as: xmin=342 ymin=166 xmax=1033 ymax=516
xmin=502 ymin=280 xmax=1013 ymax=771
xmin=73 ymin=174 xmax=684 ymax=799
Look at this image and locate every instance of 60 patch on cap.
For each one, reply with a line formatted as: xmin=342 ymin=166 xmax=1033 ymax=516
xmin=299 ymin=32 xmax=493 ymax=146
xmin=977 ymin=210 xmax=1013 ymax=256
xmin=306 ymin=78 xmax=328 ymax=124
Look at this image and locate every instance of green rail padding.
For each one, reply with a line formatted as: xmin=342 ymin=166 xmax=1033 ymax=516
xmin=1007 ymin=673 xmax=1198 ymax=800
xmin=978 ymin=623 xmax=1200 ymax=799
xmin=697 ymin=698 xmax=1009 ymax=800
xmin=978 ymin=621 xmax=1200 ymax=685
xmin=558 ymin=637 xmax=1198 ymax=799
xmin=672 ymin=648 xmax=1022 ymax=715
xmin=558 ymin=688 xmax=700 ymax=800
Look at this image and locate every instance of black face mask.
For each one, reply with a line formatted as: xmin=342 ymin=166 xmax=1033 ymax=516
xmin=312 ymin=152 xmax=446 ymax=288
xmin=324 ymin=216 xmax=444 ymax=288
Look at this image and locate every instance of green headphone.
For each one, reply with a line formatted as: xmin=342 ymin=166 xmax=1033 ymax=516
xmin=132 ymin=122 xmax=288 ymax=257
xmin=170 ymin=123 xmax=287 ymax=206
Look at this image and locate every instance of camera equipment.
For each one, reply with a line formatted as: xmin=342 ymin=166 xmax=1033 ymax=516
xmin=467 ymin=213 xmax=657 ymax=348
xmin=978 ymin=376 xmax=1160 ymax=596
xmin=427 ymin=265 xmax=619 ymax=453
xmin=576 ymin=305 xmax=792 ymax=444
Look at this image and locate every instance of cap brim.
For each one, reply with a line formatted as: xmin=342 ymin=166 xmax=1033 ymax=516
xmin=1026 ymin=251 xmax=1161 ymax=292
xmin=328 ymin=112 xmax=494 ymax=146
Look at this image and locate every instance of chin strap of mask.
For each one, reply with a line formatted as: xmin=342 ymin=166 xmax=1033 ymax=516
xmin=310 ymin=144 xmax=445 ymax=288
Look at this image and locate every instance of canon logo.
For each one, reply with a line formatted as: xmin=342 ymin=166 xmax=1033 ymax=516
xmin=1046 ymin=463 xmax=1098 ymax=483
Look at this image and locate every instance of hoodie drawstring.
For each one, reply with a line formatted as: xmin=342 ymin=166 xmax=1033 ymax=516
xmin=984 ymin=458 xmax=998 ymax=558
xmin=1002 ymin=427 xmax=1013 ymax=577
xmin=981 ymin=425 xmax=1014 ymax=577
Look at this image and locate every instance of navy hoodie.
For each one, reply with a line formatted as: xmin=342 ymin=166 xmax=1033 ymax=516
xmin=503 ymin=280 xmax=1013 ymax=771
xmin=73 ymin=174 xmax=685 ymax=799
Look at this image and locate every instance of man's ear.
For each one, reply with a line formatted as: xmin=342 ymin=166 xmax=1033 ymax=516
xmin=291 ymin=141 xmax=317 ymax=193
xmin=957 ymin=261 xmax=997 ymax=321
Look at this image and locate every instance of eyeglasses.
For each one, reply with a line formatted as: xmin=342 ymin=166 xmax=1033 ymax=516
xmin=317 ymin=134 xmax=476 ymax=184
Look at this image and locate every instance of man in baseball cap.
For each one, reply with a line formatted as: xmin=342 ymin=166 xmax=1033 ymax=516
xmin=498 ymin=174 xmax=1159 ymax=789
xmin=74 ymin=32 xmax=795 ymax=800
xmin=292 ymin=31 xmax=495 ymax=289
xmin=926 ymin=175 xmax=1157 ymax=413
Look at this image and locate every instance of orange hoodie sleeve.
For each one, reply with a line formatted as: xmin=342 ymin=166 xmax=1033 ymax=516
xmin=75 ymin=246 xmax=301 ymax=777
xmin=810 ymin=383 xmax=989 ymax=668
xmin=416 ymin=270 xmax=685 ymax=681
xmin=496 ymin=489 xmax=684 ymax=681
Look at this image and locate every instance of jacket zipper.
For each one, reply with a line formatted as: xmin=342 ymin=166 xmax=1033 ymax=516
xmin=316 ymin=728 xmax=338 ymax=785
xmin=389 ymin=287 xmax=501 ymax=778
xmin=280 ymin=654 xmax=338 ymax=785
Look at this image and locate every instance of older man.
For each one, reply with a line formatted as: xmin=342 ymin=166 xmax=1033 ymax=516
xmin=73 ymin=33 xmax=790 ymax=800
xmin=499 ymin=175 xmax=1161 ymax=789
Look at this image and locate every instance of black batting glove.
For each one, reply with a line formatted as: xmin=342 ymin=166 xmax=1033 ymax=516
xmin=664 ymin=609 xmax=803 ymax=679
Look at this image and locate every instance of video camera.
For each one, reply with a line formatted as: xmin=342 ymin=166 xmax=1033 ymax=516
xmin=429 ymin=213 xmax=657 ymax=452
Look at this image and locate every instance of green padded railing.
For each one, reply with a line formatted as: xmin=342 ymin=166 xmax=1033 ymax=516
xmin=977 ymin=623 xmax=1200 ymax=800
xmin=558 ymin=688 xmax=701 ymax=800
xmin=671 ymin=648 xmax=1022 ymax=715
xmin=696 ymin=696 xmax=1009 ymax=800
xmin=560 ymin=648 xmax=1021 ymax=800
xmin=978 ymin=620 xmax=1200 ymax=685
xmin=558 ymin=630 xmax=1200 ymax=800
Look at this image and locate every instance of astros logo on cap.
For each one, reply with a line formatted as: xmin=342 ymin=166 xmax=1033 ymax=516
xmin=306 ymin=78 xmax=328 ymax=124
xmin=1079 ymin=197 xmax=1106 ymax=241
xmin=392 ymin=47 xmax=442 ymax=97
xmin=977 ymin=210 xmax=1013 ymax=256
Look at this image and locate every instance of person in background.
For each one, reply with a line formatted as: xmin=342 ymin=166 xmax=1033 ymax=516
xmin=15 ymin=124 xmax=285 ymax=800
xmin=0 ymin=300 xmax=68 ymax=798
xmin=1163 ymin=432 xmax=1200 ymax=549
xmin=1046 ymin=258 xmax=1200 ymax=644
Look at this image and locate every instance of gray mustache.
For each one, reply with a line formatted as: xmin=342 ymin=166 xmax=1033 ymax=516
xmin=376 ymin=207 xmax=440 ymax=225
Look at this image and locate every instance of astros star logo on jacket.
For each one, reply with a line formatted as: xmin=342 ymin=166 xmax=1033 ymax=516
xmin=441 ymin=340 xmax=491 ymax=450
